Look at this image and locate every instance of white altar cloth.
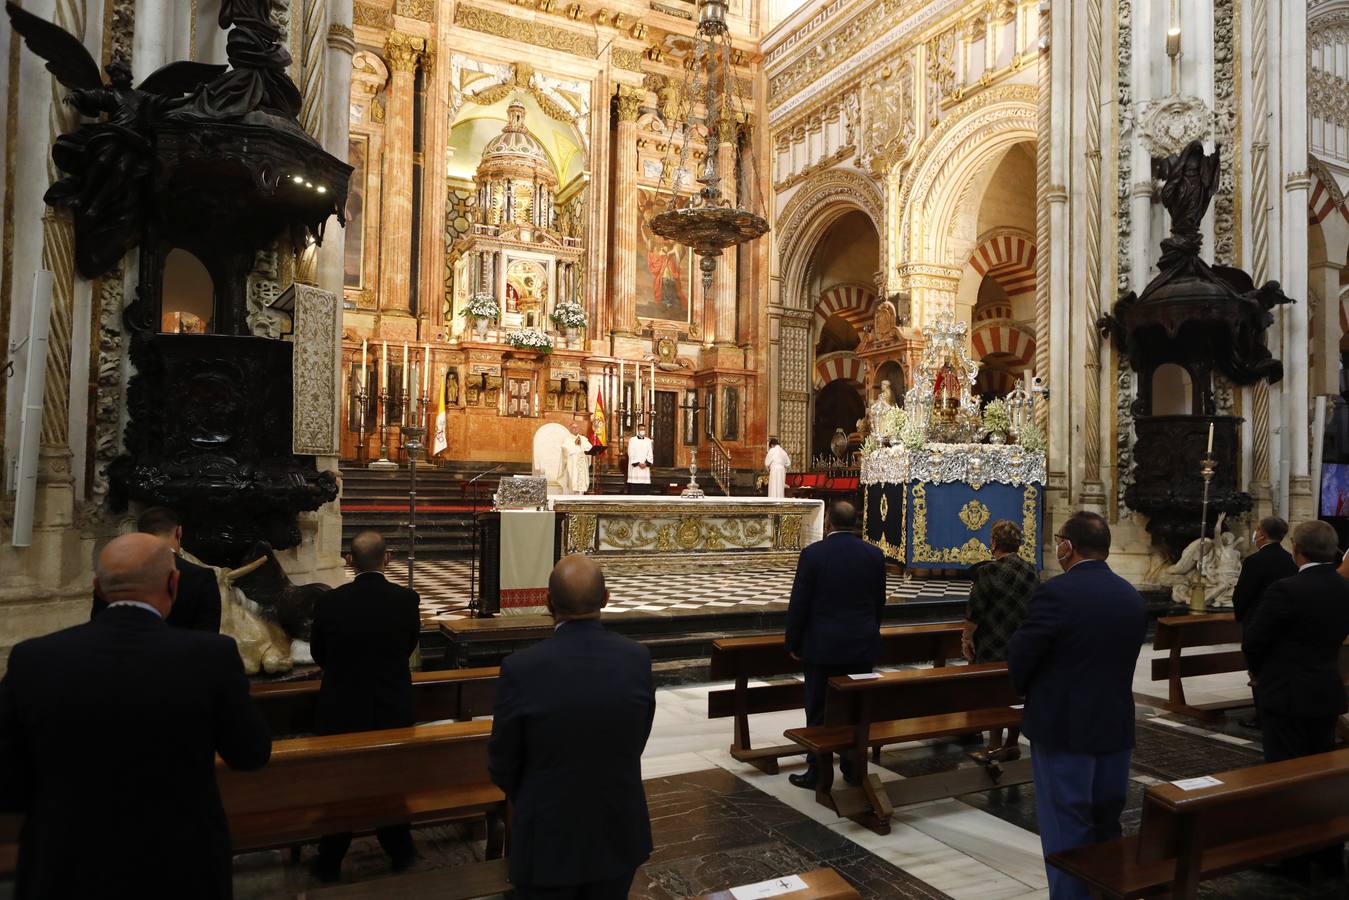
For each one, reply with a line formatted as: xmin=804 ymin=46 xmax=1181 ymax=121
xmin=547 ymin=495 xmax=824 ymax=574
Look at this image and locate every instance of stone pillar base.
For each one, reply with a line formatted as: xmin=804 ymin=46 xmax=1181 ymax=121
xmin=1288 ymin=476 xmax=1315 ymax=523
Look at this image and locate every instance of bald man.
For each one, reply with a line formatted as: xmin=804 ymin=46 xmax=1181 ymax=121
xmin=489 ymin=555 xmax=655 ymax=899
xmin=0 ymin=534 xmax=271 ymax=900
xmin=309 ymin=529 xmax=422 ymax=881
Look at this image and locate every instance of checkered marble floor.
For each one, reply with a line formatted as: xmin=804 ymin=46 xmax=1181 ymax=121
xmin=347 ymin=560 xmax=971 ymax=628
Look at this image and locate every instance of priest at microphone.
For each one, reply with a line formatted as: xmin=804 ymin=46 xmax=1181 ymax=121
xmin=627 ymin=425 xmax=654 ymax=495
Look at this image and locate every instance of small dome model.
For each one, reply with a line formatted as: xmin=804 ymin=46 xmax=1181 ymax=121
xmin=478 ymin=100 xmax=554 ymax=178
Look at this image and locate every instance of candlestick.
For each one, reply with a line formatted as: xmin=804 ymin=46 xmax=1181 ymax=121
xmin=1206 ymin=421 xmax=1214 ymax=453
xmin=410 ymin=363 xmax=420 ymax=423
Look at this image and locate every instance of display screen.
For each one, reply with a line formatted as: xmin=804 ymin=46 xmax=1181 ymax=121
xmin=1321 ymin=463 xmax=1349 ymax=517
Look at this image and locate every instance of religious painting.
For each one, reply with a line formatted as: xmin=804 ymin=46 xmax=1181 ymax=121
xmin=683 ymin=388 xmax=699 ymax=445
xmin=506 ymin=258 xmax=548 ymax=328
xmin=722 ymin=386 xmax=739 ymax=441
xmin=636 ymin=188 xmax=693 ymax=324
xmin=344 ymin=135 xmax=368 ymax=289
xmin=386 ymin=365 xmax=403 ymax=426
xmin=704 ymin=387 xmax=716 ymax=438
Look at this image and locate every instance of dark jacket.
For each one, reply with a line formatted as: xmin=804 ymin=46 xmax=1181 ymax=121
xmin=786 ymin=531 xmax=886 ymax=665
xmin=0 ymin=606 xmax=271 ymax=900
xmin=1008 ymin=559 xmax=1147 ymax=754
xmin=1232 ymin=542 xmax=1298 ymax=623
xmin=489 ymin=620 xmax=655 ymax=888
xmin=91 ymin=554 xmax=222 ymax=632
xmin=1242 ymin=563 xmax=1349 ymax=718
xmin=310 ymin=571 xmax=421 ymax=735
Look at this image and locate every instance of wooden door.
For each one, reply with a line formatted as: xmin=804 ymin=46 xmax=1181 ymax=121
xmin=654 ymin=390 xmax=677 ymax=467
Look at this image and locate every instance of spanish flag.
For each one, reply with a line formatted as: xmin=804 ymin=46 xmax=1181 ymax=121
xmin=591 ymin=389 xmax=608 ymax=450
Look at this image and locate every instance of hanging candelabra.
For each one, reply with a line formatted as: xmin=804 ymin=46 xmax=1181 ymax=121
xmin=647 ymin=0 xmax=769 ymax=298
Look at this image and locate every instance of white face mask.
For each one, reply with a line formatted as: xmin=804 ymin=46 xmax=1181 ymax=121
xmin=1252 ymin=530 xmax=1261 ymax=545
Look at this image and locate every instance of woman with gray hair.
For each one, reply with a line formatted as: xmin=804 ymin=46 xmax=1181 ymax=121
xmin=963 ymin=518 xmax=1037 ymax=762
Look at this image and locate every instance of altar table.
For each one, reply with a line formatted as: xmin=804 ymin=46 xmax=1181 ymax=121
xmin=549 ymin=495 xmax=824 ymax=575
xmin=861 ymin=444 xmax=1045 ymax=570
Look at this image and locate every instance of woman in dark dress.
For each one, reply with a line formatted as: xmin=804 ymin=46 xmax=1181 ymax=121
xmin=962 ymin=519 xmax=1038 ymax=762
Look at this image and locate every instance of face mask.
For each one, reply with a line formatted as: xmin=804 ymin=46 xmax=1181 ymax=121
xmin=1055 ymin=539 xmax=1072 ymax=565
xmin=1252 ymin=530 xmax=1260 ymax=545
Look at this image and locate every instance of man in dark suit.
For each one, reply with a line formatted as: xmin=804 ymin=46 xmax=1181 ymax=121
xmin=1232 ymin=515 xmax=1297 ymax=728
xmin=91 ymin=506 xmax=222 ymax=632
xmin=489 ymin=554 xmax=655 ymax=899
xmin=784 ymin=500 xmax=886 ymax=790
xmin=1242 ymin=519 xmax=1349 ymax=763
xmin=1233 ymin=515 xmax=1297 ymax=624
xmin=1008 ymin=511 xmax=1146 ymax=900
xmin=309 ymin=529 xmax=422 ymax=881
xmin=0 ymin=533 xmax=271 ymax=900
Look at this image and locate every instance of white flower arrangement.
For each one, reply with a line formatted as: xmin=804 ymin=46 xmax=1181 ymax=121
xmin=462 ymin=293 xmax=499 ymax=320
xmin=881 ymin=405 xmax=909 ymax=438
xmin=505 ymin=328 xmax=554 ymax=353
xmin=898 ymin=417 xmax=927 ymax=450
xmin=981 ymin=398 xmax=1012 ymax=435
xmin=550 ymin=302 xmax=587 ymax=330
xmin=1017 ymin=420 xmax=1046 ymax=452
xmin=860 ymin=434 xmax=879 ymax=456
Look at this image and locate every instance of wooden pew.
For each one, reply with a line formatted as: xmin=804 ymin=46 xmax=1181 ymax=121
xmin=0 ymin=722 xmax=508 ymax=883
xmin=707 ymin=624 xmax=963 ymax=774
xmin=1137 ymin=615 xmax=1349 ymax=724
xmin=218 ymin=720 xmax=507 ymax=860
xmin=784 ymin=662 xmax=1029 ymax=835
xmin=1048 ymin=747 xmax=1349 ymax=899
xmin=1135 ymin=613 xmax=1247 ymax=720
xmin=295 ymin=858 xmax=511 ymax=899
xmin=250 ymin=667 xmax=499 ymax=736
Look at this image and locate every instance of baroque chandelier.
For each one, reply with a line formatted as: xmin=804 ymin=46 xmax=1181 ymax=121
xmin=648 ymin=0 xmax=769 ymax=298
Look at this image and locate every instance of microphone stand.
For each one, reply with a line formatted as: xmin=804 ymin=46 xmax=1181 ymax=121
xmin=468 ymin=463 xmax=506 ymax=618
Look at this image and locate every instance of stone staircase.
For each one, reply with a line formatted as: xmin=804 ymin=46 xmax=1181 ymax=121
xmin=340 ymin=459 xmax=755 ymax=560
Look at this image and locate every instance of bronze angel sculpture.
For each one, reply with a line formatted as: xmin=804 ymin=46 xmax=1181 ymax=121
xmin=6 ymin=3 xmax=229 ymax=278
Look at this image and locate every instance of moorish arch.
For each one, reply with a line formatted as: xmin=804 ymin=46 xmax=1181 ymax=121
xmin=776 ymin=169 xmax=885 ymax=311
xmin=889 ymin=85 xmax=1038 ymax=327
xmin=812 ymin=282 xmax=876 ymax=334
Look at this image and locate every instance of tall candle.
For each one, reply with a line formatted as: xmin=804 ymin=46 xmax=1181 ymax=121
xmin=1206 ymin=421 xmax=1214 ymax=454
xmin=410 ymin=363 xmax=419 ymax=422
xmin=401 ymin=342 xmax=409 ymax=397
xmin=422 ymin=343 xmax=431 ymax=397
xmin=360 ymin=339 xmax=368 ymax=393
xmin=650 ymin=360 xmax=655 ymax=415
xmin=381 ymin=341 xmax=388 ymax=393
xmin=635 ymin=358 xmax=641 ymax=413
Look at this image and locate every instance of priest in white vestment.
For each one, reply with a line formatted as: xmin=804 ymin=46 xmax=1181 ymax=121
xmin=765 ymin=437 xmax=790 ymax=499
xmin=559 ymin=430 xmax=593 ymax=494
xmin=626 ymin=425 xmax=654 ymax=494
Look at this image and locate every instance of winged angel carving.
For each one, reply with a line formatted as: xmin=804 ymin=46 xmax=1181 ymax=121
xmin=7 ymin=3 xmax=224 ymax=276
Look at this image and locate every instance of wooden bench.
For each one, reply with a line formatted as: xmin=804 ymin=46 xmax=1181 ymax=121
xmin=250 ymin=667 xmax=499 ymax=736
xmin=1137 ymin=615 xmax=1349 ymax=724
xmin=695 ymin=868 xmax=862 ymax=900
xmin=219 ymin=720 xmax=507 ymax=860
xmin=784 ymin=662 xmax=1029 ymax=834
xmin=1134 ymin=613 xmax=1247 ymax=720
xmin=0 ymin=722 xmax=508 ymax=883
xmin=707 ymin=623 xmax=963 ymax=773
xmin=1049 ymin=747 xmax=1349 ymax=898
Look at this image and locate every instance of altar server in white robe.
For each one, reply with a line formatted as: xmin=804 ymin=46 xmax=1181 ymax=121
xmin=765 ymin=437 xmax=790 ymax=499
xmin=559 ymin=428 xmax=593 ymax=494
xmin=627 ymin=425 xmax=654 ymax=495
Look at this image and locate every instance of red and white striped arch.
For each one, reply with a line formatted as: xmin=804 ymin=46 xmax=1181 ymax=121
xmin=971 ymin=321 xmax=1036 ymax=369
xmin=813 ymin=283 xmax=876 ymax=333
xmin=1310 ymin=175 xmax=1349 ymax=227
xmin=968 ymin=233 xmax=1038 ymax=297
xmin=813 ymin=352 xmax=866 ymax=390
xmin=975 ymin=367 xmax=1019 ymax=397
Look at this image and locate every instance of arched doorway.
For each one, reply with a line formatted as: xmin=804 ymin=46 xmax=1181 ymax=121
xmin=812 ymin=380 xmax=865 ymax=464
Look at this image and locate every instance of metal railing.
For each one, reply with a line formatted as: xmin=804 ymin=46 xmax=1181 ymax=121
xmin=709 ymin=436 xmax=733 ymax=496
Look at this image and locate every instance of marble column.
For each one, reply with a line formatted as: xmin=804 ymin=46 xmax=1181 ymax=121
xmin=711 ymin=119 xmax=739 ymax=346
xmin=378 ymin=32 xmax=421 ymax=315
xmin=1311 ymin=261 xmax=1344 ymax=397
xmin=1280 ymin=1 xmax=1311 ymax=520
xmin=611 ymin=85 xmax=643 ymax=335
xmin=316 ymin=8 xmax=354 ymax=298
xmin=418 ymin=39 xmax=447 ymax=328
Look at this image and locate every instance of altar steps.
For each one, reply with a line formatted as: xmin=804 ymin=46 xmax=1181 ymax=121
xmin=338 ymin=462 xmax=747 ymax=559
